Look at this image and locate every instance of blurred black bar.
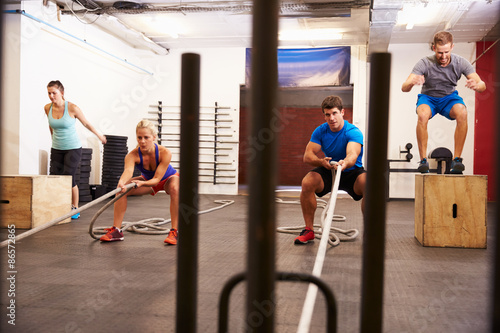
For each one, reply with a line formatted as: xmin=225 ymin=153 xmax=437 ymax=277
xmin=491 ymin=40 xmax=500 ymax=333
xmin=360 ymin=53 xmax=391 ymax=333
xmin=0 ymin=0 xmax=4 ymax=246
xmin=0 ymin=2 xmax=4 ymax=174
xmin=218 ymin=272 xmax=337 ymax=333
xmin=218 ymin=272 xmax=246 ymax=333
xmin=276 ymin=272 xmax=337 ymax=333
xmin=176 ymin=53 xmax=200 ymax=333
xmin=246 ymin=0 xmax=280 ymax=332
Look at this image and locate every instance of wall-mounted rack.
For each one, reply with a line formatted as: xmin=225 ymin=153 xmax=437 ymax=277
xmin=148 ymin=101 xmax=238 ymax=185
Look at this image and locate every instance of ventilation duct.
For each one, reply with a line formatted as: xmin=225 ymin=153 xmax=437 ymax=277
xmin=64 ymin=0 xmax=370 ymax=16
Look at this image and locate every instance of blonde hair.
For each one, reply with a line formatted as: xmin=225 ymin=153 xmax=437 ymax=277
xmin=136 ymin=119 xmax=158 ymax=142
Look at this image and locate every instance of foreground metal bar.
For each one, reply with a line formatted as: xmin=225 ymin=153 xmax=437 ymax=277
xmin=218 ymin=272 xmax=246 ymax=333
xmin=491 ymin=44 xmax=500 ymax=333
xmin=176 ymin=53 xmax=200 ymax=333
xmin=360 ymin=53 xmax=391 ymax=333
xmin=246 ymin=0 xmax=280 ymax=332
xmin=218 ymin=272 xmax=337 ymax=333
xmin=0 ymin=3 xmax=4 ymax=243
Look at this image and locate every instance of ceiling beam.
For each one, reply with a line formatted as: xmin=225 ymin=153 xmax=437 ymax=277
xmin=368 ymin=1 xmax=401 ymax=54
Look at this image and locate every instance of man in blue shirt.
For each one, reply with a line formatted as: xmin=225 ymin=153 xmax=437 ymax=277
xmin=295 ymin=95 xmax=366 ymax=244
xmin=402 ymin=31 xmax=486 ymax=174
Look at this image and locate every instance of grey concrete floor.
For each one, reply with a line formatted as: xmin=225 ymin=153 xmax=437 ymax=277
xmin=0 ymin=191 xmax=496 ymax=332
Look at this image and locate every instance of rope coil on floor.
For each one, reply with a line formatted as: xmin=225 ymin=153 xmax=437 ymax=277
xmin=88 ymin=199 xmax=235 ymax=239
xmin=275 ymin=197 xmax=359 ymax=246
xmin=275 ymin=172 xmax=359 ymax=247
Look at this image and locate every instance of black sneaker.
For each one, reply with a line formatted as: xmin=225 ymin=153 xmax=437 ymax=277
xmin=450 ymin=157 xmax=464 ymax=174
xmin=417 ymin=158 xmax=429 ymax=173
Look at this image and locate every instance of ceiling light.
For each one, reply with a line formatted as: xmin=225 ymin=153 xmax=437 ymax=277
xmin=279 ymin=29 xmax=343 ymax=41
xmin=396 ymin=2 xmax=442 ymax=29
xmin=146 ymin=15 xmax=184 ymax=39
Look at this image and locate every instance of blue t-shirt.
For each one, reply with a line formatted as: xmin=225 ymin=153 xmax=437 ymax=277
xmin=310 ymin=120 xmax=364 ymax=171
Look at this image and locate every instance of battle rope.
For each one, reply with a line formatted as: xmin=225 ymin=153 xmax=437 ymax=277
xmin=275 ymin=196 xmax=358 ymax=246
xmin=0 ymin=183 xmax=137 ymax=248
xmin=0 ymin=182 xmax=234 ymax=246
xmin=276 ymin=165 xmax=360 ymax=333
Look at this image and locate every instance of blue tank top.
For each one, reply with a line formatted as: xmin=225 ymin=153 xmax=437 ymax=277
xmin=137 ymin=143 xmax=177 ymax=181
xmin=48 ymin=101 xmax=81 ymax=150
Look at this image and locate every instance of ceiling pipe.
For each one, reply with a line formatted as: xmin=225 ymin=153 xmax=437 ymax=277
xmin=368 ymin=1 xmax=401 ymax=54
xmin=60 ymin=0 xmax=369 ymax=52
xmin=88 ymin=13 xmax=170 ymax=55
xmin=62 ymin=0 xmax=370 ymax=16
xmin=59 ymin=1 xmax=169 ymax=55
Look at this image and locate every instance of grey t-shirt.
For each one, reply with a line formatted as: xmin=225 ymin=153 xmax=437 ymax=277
xmin=412 ymin=54 xmax=475 ymax=97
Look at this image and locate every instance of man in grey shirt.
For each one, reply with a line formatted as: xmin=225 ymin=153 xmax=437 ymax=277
xmin=402 ymin=31 xmax=486 ymax=174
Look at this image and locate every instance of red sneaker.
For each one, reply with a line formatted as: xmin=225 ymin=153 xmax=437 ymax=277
xmin=100 ymin=227 xmax=124 ymax=242
xmin=164 ymin=228 xmax=178 ymax=245
xmin=294 ymin=227 xmax=314 ymax=244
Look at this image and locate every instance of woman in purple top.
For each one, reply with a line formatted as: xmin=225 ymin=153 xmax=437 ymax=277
xmin=100 ymin=120 xmax=180 ymax=244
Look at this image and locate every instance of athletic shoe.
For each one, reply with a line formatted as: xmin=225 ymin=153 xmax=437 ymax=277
xmin=100 ymin=227 xmax=124 ymax=242
xmin=71 ymin=206 xmax=80 ymax=220
xmin=294 ymin=227 xmax=314 ymax=245
xmin=450 ymin=157 xmax=465 ymax=174
xmin=164 ymin=228 xmax=178 ymax=245
xmin=417 ymin=158 xmax=429 ymax=173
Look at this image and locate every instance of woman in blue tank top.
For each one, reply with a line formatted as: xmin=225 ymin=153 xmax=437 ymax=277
xmin=99 ymin=119 xmax=180 ymax=245
xmin=44 ymin=80 xmax=107 ymax=219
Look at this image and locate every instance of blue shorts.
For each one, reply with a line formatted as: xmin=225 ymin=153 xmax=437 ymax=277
xmin=416 ymin=90 xmax=465 ymax=120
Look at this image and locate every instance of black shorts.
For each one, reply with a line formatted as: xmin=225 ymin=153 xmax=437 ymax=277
xmin=312 ymin=166 xmax=366 ymax=201
xmin=49 ymin=148 xmax=82 ymax=187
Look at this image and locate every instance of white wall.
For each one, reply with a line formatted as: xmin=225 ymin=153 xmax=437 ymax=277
xmin=11 ymin=1 xmax=165 ymax=180
xmin=2 ymin=1 xmax=245 ymax=194
xmin=1 ymin=5 xmax=22 ymax=175
xmin=387 ymin=42 xmax=477 ymax=199
xmin=351 ymin=45 xmax=369 ymax=144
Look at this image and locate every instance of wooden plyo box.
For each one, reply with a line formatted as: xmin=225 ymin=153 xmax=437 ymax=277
xmin=0 ymin=175 xmax=72 ymax=229
xmin=414 ymin=174 xmax=487 ymax=248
